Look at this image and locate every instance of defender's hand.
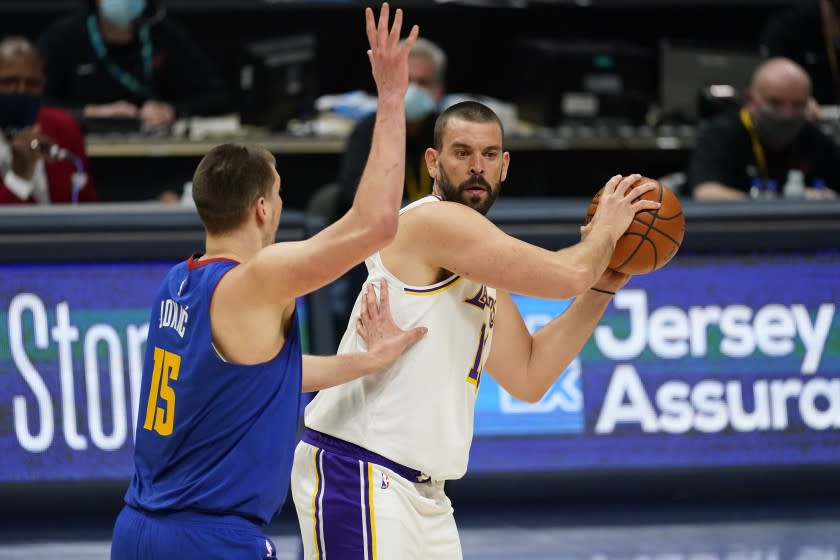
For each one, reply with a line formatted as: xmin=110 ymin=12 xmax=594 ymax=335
xmin=365 ymin=3 xmax=419 ymax=102
xmin=357 ymin=278 xmax=427 ymax=371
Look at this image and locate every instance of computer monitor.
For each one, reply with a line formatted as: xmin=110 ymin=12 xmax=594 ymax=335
xmin=660 ymin=40 xmax=761 ymax=123
xmin=239 ymin=34 xmax=318 ymax=131
xmin=512 ymin=38 xmax=656 ymax=127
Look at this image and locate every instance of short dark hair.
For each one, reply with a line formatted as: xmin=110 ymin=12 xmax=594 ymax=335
xmin=192 ymin=143 xmax=276 ymax=234
xmin=433 ymin=101 xmax=504 ymax=150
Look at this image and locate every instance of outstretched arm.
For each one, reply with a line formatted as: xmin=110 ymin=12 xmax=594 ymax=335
xmin=394 ymin=174 xmax=659 ymax=299
xmin=484 ymin=269 xmax=629 ymax=403
xmin=245 ymin=4 xmax=420 ymax=305
xmin=302 ymin=279 xmax=427 ymax=392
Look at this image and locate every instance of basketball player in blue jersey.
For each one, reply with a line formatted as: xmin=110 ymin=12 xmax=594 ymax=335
xmin=110 ymin=5 xmax=426 ymax=559
xmin=291 ymin=101 xmax=662 ymax=559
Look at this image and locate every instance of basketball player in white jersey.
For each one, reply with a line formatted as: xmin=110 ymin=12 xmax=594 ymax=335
xmin=291 ymin=101 xmax=660 ymax=559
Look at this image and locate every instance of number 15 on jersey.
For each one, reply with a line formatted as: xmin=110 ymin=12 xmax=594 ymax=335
xmin=143 ymin=347 xmax=181 ymax=436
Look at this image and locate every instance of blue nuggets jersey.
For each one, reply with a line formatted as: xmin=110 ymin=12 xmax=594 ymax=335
xmin=124 ymin=255 xmax=302 ymax=525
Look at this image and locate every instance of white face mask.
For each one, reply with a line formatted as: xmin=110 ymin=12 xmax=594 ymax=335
xmin=404 ymin=83 xmax=437 ymax=122
xmin=101 ymin=0 xmax=146 ymax=26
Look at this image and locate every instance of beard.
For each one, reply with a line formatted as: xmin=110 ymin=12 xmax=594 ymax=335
xmin=436 ymin=165 xmax=501 ymax=215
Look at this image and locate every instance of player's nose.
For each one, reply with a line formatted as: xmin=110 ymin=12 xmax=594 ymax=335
xmin=468 ymin=154 xmax=484 ymax=175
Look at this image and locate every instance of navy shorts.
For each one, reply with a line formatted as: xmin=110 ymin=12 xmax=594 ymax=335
xmin=111 ymin=505 xmax=278 ymax=559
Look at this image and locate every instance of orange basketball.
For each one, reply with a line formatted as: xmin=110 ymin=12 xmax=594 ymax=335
xmin=585 ymin=177 xmax=685 ymax=275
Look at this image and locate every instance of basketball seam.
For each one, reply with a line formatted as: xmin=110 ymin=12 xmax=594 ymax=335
xmin=612 ymin=232 xmax=647 ymax=271
xmin=614 ymin=184 xmax=669 ymax=273
xmin=631 ymin=214 xmax=684 ymax=246
xmin=590 ymin=181 xmax=683 ymax=274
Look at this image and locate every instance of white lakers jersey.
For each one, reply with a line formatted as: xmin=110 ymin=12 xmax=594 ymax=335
xmin=304 ymin=196 xmax=496 ymax=480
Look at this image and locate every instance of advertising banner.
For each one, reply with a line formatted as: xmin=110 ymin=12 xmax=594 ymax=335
xmin=470 ymin=252 xmax=840 ymax=473
xmin=1 ymin=253 xmax=837 ymax=481
xmin=0 ymin=262 xmax=309 ymax=482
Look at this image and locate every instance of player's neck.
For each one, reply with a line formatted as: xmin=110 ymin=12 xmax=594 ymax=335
xmin=204 ymin=229 xmax=262 ymax=263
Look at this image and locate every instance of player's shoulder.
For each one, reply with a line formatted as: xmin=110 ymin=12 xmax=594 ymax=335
xmin=399 ymin=196 xmax=487 ymax=234
xmin=408 ymin=196 xmax=489 ymax=225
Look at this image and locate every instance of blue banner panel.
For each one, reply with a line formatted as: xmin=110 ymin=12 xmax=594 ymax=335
xmin=474 ymin=296 xmax=584 ymax=436
xmin=0 ymin=262 xmax=309 ymax=482
xmin=469 ymin=252 xmax=840 ymax=473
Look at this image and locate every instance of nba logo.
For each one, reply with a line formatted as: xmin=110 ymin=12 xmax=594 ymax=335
xmin=380 ymin=473 xmax=390 ymax=489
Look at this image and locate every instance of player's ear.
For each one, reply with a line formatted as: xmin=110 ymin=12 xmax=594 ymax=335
xmin=500 ymin=151 xmax=510 ymax=183
xmin=255 ymin=195 xmax=268 ymax=223
xmin=424 ymin=147 xmax=439 ymax=180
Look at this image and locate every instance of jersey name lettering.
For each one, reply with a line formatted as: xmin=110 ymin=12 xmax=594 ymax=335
xmin=159 ymin=299 xmax=189 ymax=338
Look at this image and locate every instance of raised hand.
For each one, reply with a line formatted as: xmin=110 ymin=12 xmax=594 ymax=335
xmin=10 ymin=124 xmax=49 ymax=180
xmin=356 ymin=278 xmax=427 ymax=371
xmin=365 ymin=3 xmax=419 ymax=102
xmin=589 ymin=174 xmax=661 ymax=244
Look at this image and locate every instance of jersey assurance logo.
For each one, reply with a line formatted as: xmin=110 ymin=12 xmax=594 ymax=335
xmin=473 ymin=294 xmax=585 ymax=436
xmin=500 ymin=358 xmax=582 ymax=414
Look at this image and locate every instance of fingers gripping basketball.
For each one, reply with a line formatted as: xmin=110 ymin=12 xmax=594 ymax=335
xmin=586 ymin=177 xmax=685 ymax=275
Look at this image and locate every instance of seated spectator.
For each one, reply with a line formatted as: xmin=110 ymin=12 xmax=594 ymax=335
xmin=687 ymin=57 xmax=839 ymax=200
xmin=0 ymin=36 xmax=97 ymax=204
xmin=760 ymin=0 xmax=840 ymax=110
xmin=37 ymin=0 xmax=231 ymax=133
xmin=334 ymin=37 xmax=447 ymax=222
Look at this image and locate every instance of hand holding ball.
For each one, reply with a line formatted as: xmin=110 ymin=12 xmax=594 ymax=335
xmin=585 ymin=177 xmax=685 ymax=275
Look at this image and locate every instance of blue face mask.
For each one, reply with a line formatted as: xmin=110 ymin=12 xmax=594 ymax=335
xmin=404 ymin=83 xmax=437 ymax=122
xmin=0 ymin=93 xmax=41 ymax=131
xmin=100 ymin=0 xmax=146 ymax=26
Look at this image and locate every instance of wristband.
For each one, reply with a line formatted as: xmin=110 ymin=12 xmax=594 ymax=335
xmin=590 ymin=286 xmax=616 ymax=296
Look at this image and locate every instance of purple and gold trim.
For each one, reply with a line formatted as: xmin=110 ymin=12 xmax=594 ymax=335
xmin=306 ymin=438 xmax=384 ymax=559
xmin=360 ymin=461 xmax=378 ymax=559
xmin=403 ymin=275 xmax=461 ymax=296
xmin=311 ymin=448 xmax=325 ymax=559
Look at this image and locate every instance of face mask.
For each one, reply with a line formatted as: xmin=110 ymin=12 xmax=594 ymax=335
xmin=404 ymin=83 xmax=436 ymax=122
xmin=100 ymin=0 xmax=146 ymax=26
xmin=0 ymin=93 xmax=41 ymax=132
xmin=754 ymin=108 xmax=806 ymax=150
